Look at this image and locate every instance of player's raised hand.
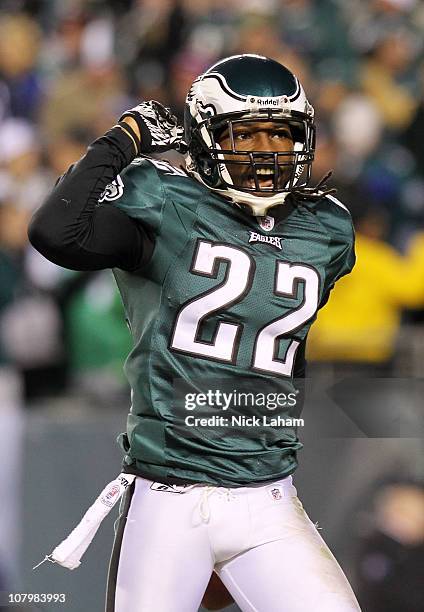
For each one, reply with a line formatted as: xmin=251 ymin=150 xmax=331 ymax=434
xmin=119 ymin=100 xmax=186 ymax=154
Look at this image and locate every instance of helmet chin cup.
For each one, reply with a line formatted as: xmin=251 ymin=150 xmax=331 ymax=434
xmin=216 ymin=188 xmax=290 ymax=216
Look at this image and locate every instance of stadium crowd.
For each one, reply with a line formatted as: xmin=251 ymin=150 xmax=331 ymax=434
xmin=1 ymin=0 xmax=424 ymax=395
xmin=0 ymin=1 xmax=423 ymax=610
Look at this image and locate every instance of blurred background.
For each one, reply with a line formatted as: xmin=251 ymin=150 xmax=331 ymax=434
xmin=0 ymin=0 xmax=423 ymax=610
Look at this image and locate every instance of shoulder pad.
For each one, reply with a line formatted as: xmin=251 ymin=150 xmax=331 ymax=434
xmin=312 ymin=193 xmax=354 ymax=242
xmin=132 ymin=156 xmax=189 ymax=178
xmin=325 ymin=194 xmax=350 ymax=214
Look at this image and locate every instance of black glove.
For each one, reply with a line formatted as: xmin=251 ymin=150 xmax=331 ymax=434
xmin=119 ymin=100 xmax=186 ymax=154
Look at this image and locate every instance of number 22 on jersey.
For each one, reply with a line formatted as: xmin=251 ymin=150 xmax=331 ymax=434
xmin=170 ymin=240 xmax=320 ymax=377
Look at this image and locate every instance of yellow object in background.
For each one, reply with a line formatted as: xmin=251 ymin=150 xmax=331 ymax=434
xmin=307 ymin=232 xmax=424 ymax=363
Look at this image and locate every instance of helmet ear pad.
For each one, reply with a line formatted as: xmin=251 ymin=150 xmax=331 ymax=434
xmin=288 ymin=122 xmax=305 ymax=147
xmin=189 ymin=129 xmax=221 ymax=187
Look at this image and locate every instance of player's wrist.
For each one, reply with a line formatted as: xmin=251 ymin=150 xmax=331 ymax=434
xmin=120 ymin=110 xmax=154 ymax=153
xmin=121 ymin=116 xmax=141 ymax=142
xmin=116 ymin=120 xmax=141 ymax=155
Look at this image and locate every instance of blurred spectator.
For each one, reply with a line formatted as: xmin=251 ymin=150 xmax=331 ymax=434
xmin=168 ymin=51 xmax=212 ymax=118
xmin=401 ymin=60 xmax=424 ymax=177
xmin=0 ymin=119 xmax=50 ymax=211
xmin=0 ymin=116 xmax=66 ymax=399
xmin=64 ymin=270 xmax=132 ymax=404
xmin=277 ymin=0 xmax=354 ymax=79
xmin=40 ymin=57 xmax=126 ymax=140
xmin=119 ymin=0 xmax=188 ymax=104
xmin=355 ymin=481 xmax=424 ymax=612
xmin=307 ymin=207 xmax=424 ymax=370
xmin=0 ymin=13 xmax=43 ymax=120
xmin=333 ymin=94 xmax=383 ymax=161
xmin=359 ymin=29 xmax=418 ymax=130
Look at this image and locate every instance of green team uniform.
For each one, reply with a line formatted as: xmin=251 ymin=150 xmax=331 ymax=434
xmin=106 ymin=157 xmax=355 ymax=487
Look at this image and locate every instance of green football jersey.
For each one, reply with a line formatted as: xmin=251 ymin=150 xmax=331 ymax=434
xmin=103 ymin=157 xmax=355 ymax=486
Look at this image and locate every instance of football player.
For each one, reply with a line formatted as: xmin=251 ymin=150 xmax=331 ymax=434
xmin=28 ymin=54 xmax=361 ymax=611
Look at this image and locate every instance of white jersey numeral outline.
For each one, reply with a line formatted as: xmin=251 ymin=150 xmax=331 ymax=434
xmin=170 ymin=241 xmax=254 ymax=363
xmin=170 ymin=240 xmax=320 ymax=376
xmin=252 ymin=262 xmax=319 ymax=375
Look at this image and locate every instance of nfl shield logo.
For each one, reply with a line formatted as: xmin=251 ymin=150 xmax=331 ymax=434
xmin=270 ymin=487 xmax=282 ymax=501
xmin=257 ymin=216 xmax=275 ymax=232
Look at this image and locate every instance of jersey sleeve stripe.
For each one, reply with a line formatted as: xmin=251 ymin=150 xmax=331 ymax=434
xmin=326 ymin=194 xmax=350 ymax=213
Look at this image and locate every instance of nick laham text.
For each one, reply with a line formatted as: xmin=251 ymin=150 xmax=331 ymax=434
xmin=185 ymin=416 xmax=304 ymax=427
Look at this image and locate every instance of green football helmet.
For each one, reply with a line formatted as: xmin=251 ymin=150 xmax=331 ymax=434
xmin=184 ymin=54 xmax=315 ymax=216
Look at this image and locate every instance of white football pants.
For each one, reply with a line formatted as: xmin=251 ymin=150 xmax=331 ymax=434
xmin=106 ymin=475 xmax=361 ymax=612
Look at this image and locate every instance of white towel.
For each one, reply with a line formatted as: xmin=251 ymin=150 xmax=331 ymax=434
xmin=33 ymin=473 xmax=136 ymax=570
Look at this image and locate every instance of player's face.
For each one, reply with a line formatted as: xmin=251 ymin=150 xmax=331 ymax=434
xmin=217 ymin=121 xmax=294 ymax=194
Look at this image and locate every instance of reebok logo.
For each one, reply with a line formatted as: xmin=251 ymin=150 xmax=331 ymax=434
xmin=150 ymin=482 xmax=191 ymax=494
xmin=248 ymin=231 xmax=282 ymax=250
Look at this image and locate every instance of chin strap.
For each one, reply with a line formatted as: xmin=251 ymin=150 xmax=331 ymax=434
xmin=291 ymin=171 xmax=337 ymax=204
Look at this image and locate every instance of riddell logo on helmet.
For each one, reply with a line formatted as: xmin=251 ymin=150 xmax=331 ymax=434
xmin=248 ymin=96 xmax=289 ymax=108
xmin=257 ymin=98 xmax=279 ymax=105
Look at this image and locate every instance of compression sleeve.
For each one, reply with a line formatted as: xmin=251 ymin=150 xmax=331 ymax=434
xmin=28 ymin=127 xmax=154 ymax=272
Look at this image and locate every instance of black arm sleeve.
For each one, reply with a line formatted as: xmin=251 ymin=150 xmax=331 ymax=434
xmin=28 ymin=127 xmax=154 ymax=272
